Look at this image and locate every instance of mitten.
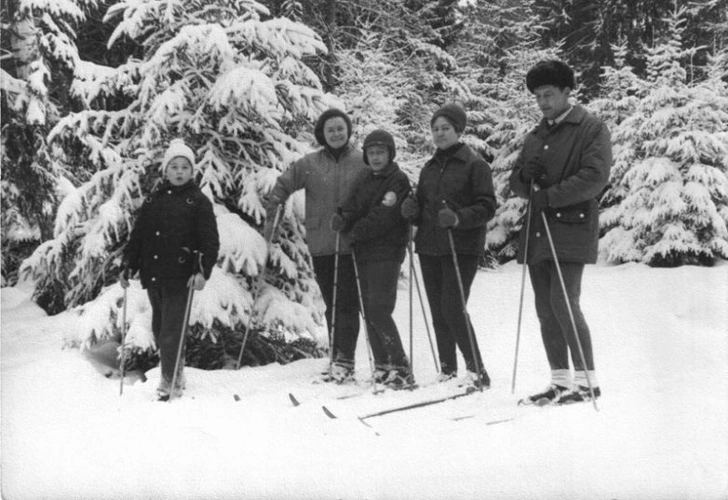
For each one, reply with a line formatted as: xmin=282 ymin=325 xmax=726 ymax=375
xmin=401 ymin=196 xmax=420 ymax=219
xmin=437 ymin=207 xmax=459 ymax=228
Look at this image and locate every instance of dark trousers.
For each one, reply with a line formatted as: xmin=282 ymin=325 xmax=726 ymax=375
xmin=358 ymin=258 xmax=409 ymax=370
xmin=147 ymin=286 xmax=189 ymax=383
xmin=312 ymin=254 xmax=360 ymax=366
xmin=528 ymin=260 xmax=595 ymax=372
xmin=419 ymin=254 xmax=483 ymax=374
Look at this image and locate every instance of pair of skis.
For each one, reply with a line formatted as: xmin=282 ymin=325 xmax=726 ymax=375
xmin=289 ymin=383 xmax=480 ymax=423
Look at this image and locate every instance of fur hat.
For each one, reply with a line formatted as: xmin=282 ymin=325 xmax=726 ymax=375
xmin=430 ymin=103 xmax=467 ymax=133
xmin=161 ymin=139 xmax=196 ymax=171
xmin=526 ymin=60 xmax=576 ymax=93
xmin=362 ymin=129 xmax=396 ymax=165
xmin=314 ymin=108 xmax=353 ymax=146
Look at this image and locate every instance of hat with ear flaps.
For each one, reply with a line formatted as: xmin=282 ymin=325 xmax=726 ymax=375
xmin=161 ymin=139 xmax=196 ymax=171
xmin=362 ymin=129 xmax=396 ymax=165
xmin=313 ymin=108 xmax=353 ymax=146
xmin=526 ymin=60 xmax=576 ymax=93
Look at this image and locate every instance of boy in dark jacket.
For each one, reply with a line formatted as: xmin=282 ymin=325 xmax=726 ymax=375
xmin=121 ymin=139 xmax=220 ymax=400
xmin=330 ymin=130 xmax=414 ymax=388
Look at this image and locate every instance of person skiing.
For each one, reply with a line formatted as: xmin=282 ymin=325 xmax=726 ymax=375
xmin=509 ymin=59 xmax=612 ymax=405
xmin=401 ymin=103 xmax=497 ymax=388
xmin=264 ymin=109 xmax=366 ymax=383
xmin=120 ymin=139 xmax=220 ymax=400
xmin=330 ymin=129 xmax=414 ymax=389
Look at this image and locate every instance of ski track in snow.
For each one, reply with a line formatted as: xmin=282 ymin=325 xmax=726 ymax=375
xmin=1 ymin=262 xmax=727 ymax=500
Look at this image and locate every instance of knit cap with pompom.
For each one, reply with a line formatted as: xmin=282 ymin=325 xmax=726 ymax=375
xmin=161 ymin=139 xmax=196 ymax=171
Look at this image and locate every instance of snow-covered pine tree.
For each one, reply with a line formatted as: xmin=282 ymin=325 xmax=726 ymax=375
xmin=600 ymin=6 xmax=728 ymax=266
xmin=1 ymin=0 xmax=104 ymax=285
xmin=20 ymin=0 xmax=336 ymax=367
xmin=590 ymin=37 xmax=644 ymax=131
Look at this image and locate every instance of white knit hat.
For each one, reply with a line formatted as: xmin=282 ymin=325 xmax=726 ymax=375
xmin=161 ymin=139 xmax=196 ymax=171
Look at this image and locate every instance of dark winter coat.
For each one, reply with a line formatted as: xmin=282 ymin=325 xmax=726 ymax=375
xmin=124 ymin=180 xmax=220 ymax=288
xmin=338 ymin=162 xmax=410 ymax=262
xmin=411 ymin=143 xmax=497 ymax=256
xmin=268 ymin=144 xmax=366 ymax=256
xmin=509 ymin=105 xmax=612 ymax=264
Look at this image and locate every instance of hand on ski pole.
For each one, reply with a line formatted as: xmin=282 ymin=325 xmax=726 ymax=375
xmin=330 ymin=213 xmax=347 ymax=232
xmin=529 ymin=188 xmax=549 ymax=215
xmin=437 ymin=207 xmax=459 ymax=228
xmin=401 ymin=195 xmax=420 ymax=220
xmin=119 ymin=267 xmax=132 ymax=289
xmin=187 ymin=272 xmax=206 ymax=291
xmin=520 ymin=159 xmax=547 ymax=185
xmin=438 ymin=200 xmax=459 ymax=228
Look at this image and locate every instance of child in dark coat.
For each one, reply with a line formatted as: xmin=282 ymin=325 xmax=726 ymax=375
xmin=120 ymin=139 xmax=220 ymax=399
xmin=330 ymin=130 xmax=414 ymax=388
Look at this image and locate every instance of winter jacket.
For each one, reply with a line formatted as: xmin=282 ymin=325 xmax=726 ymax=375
xmin=338 ymin=162 xmax=410 ymax=262
xmin=509 ymin=104 xmax=612 ymax=264
xmin=124 ymin=180 xmax=220 ymax=288
xmin=268 ymin=144 xmax=366 ymax=256
xmin=411 ymin=143 xmax=497 ymax=256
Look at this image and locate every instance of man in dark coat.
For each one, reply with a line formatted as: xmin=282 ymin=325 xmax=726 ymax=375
xmin=509 ymin=60 xmax=612 ymax=405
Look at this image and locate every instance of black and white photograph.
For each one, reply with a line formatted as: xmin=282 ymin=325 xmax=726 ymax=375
xmin=1 ymin=1 xmax=727 ymax=499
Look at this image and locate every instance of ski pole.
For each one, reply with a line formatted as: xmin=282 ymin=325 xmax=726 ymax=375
xmin=236 ymin=205 xmax=282 ymax=369
xmin=119 ymin=287 xmax=128 ymax=396
xmin=329 ymin=232 xmax=341 ymax=372
xmin=405 ymin=187 xmax=438 ymax=372
xmin=408 ymin=225 xmax=414 ymax=373
xmin=170 ymin=251 xmax=202 ymax=401
xmin=411 ymin=254 xmax=438 ymax=371
xmin=445 ymin=223 xmax=484 ymax=392
xmin=351 ymin=248 xmax=377 ymax=389
xmin=540 ymin=211 xmax=598 ymax=411
xmin=511 ymin=180 xmax=534 ymax=394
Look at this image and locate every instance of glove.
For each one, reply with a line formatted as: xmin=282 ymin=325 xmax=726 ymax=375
xmin=437 ymin=207 xmax=459 ymax=228
xmin=401 ymin=196 xmax=420 ymax=219
xmin=330 ymin=213 xmax=346 ymax=232
xmin=530 ymin=189 xmax=549 ymax=215
xmin=520 ymin=159 xmax=547 ymax=183
xmin=120 ymin=267 xmax=131 ymax=288
xmin=187 ymin=272 xmax=207 ymax=291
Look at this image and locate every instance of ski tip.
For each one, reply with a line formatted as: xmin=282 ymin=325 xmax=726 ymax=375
xmin=289 ymin=393 xmax=301 ymax=406
xmin=322 ymin=405 xmax=337 ymax=419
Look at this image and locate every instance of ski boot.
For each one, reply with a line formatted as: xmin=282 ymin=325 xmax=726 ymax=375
xmin=518 ymin=384 xmax=569 ymax=406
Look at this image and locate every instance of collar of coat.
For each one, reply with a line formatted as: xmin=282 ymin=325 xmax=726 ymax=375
xmin=321 ymin=142 xmax=355 ymax=161
xmin=370 ymin=161 xmax=399 ymax=178
xmin=155 ymin=180 xmax=198 ymax=195
xmin=536 ymin=104 xmax=587 ymax=132
xmin=427 ymin=142 xmax=472 ymax=168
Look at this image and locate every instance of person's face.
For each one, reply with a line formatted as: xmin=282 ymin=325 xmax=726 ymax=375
xmin=431 ymin=116 xmax=460 ymax=150
xmin=365 ymin=145 xmax=390 ymax=172
xmin=166 ymin=157 xmax=194 ymax=186
xmin=532 ymin=85 xmax=571 ymax=120
xmin=323 ymin=117 xmax=349 ymax=149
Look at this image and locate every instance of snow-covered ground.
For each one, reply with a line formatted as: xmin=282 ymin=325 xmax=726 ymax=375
xmin=2 ymin=261 xmax=727 ymax=500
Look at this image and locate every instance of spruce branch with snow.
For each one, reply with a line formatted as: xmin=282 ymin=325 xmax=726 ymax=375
xmin=599 ymin=8 xmax=728 ymax=266
xmin=20 ymin=0 xmax=337 ymax=368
